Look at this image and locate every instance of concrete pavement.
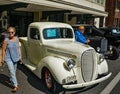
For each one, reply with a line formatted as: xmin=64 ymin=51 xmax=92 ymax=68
xmin=0 ymin=48 xmax=1 ymax=66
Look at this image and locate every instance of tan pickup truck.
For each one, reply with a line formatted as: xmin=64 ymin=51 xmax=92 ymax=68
xmin=20 ymin=22 xmax=111 ymax=93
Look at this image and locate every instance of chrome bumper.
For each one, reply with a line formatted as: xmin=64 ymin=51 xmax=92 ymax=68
xmin=63 ymin=72 xmax=112 ymax=89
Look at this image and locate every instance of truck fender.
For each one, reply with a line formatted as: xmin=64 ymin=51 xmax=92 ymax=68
xmin=98 ymin=59 xmax=108 ymax=75
xmin=37 ymin=56 xmax=75 ymax=84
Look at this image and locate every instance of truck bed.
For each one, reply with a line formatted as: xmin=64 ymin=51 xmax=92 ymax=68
xmin=19 ymin=37 xmax=28 ymax=47
xmin=19 ymin=37 xmax=28 ymax=58
xmin=19 ymin=37 xmax=37 ymax=71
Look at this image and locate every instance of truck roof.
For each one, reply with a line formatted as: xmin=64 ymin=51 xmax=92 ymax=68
xmin=29 ymin=22 xmax=73 ymax=29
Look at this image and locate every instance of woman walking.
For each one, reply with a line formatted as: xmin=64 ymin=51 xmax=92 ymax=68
xmin=1 ymin=26 xmax=22 ymax=92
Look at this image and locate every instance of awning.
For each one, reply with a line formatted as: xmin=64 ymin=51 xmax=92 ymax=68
xmin=5 ymin=0 xmax=108 ymax=16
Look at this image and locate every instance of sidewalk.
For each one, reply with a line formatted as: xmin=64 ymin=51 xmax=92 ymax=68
xmin=0 ymin=48 xmax=2 ymax=66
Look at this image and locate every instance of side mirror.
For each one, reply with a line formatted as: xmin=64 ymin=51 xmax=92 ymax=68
xmin=34 ymin=35 xmax=40 ymax=40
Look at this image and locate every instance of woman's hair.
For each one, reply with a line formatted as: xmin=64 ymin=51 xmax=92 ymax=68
xmin=7 ymin=26 xmax=16 ymax=32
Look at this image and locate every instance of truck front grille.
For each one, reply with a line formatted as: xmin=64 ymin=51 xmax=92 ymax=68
xmin=101 ymin=38 xmax=108 ymax=53
xmin=81 ymin=49 xmax=96 ymax=82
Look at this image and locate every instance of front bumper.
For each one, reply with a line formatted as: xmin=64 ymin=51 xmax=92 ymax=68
xmin=63 ymin=72 xmax=112 ymax=89
xmin=104 ymin=50 xmax=112 ymax=56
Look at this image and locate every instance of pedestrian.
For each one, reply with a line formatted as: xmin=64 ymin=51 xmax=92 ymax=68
xmin=75 ymin=25 xmax=90 ymax=44
xmin=1 ymin=26 xmax=22 ymax=92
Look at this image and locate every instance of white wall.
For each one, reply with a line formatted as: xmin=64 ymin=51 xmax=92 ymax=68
xmin=94 ymin=18 xmax=100 ymax=28
xmin=62 ymin=0 xmax=105 ymax=11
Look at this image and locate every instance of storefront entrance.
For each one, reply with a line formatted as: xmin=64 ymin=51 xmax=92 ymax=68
xmin=8 ymin=11 xmax=33 ymax=37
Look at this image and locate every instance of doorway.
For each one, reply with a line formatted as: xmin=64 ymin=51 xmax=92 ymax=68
xmin=8 ymin=11 xmax=33 ymax=37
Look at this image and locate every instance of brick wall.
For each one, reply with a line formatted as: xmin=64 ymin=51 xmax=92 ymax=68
xmin=105 ymin=0 xmax=116 ymax=27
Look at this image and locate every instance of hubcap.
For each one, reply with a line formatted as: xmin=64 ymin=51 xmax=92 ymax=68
xmin=45 ymin=70 xmax=52 ymax=89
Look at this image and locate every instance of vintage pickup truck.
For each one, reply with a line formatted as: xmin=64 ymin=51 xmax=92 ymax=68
xmin=20 ymin=22 xmax=111 ymax=93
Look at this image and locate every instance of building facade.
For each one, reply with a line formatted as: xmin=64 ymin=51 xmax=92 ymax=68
xmin=105 ymin=0 xmax=120 ymax=27
xmin=0 ymin=0 xmax=107 ymax=36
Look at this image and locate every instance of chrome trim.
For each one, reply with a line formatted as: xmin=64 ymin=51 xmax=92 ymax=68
xmin=63 ymin=73 xmax=112 ymax=89
xmin=101 ymin=38 xmax=108 ymax=52
xmin=81 ymin=49 xmax=95 ymax=82
xmin=47 ymin=49 xmax=74 ymax=58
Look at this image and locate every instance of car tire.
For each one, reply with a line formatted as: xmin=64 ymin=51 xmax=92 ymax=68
xmin=117 ymin=45 xmax=120 ymax=53
xmin=42 ymin=68 xmax=62 ymax=94
xmin=108 ymin=46 xmax=119 ymax=60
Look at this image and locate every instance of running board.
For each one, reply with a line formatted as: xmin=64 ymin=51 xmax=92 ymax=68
xmin=22 ymin=59 xmax=36 ymax=71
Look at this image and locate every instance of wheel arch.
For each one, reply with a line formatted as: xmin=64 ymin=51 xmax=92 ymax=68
xmin=38 ymin=56 xmax=74 ymax=84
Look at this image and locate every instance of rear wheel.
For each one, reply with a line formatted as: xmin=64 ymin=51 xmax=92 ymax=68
xmin=42 ymin=68 xmax=62 ymax=94
xmin=117 ymin=45 xmax=120 ymax=53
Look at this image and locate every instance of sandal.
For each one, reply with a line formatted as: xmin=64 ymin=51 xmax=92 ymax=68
xmin=12 ymin=86 xmax=18 ymax=92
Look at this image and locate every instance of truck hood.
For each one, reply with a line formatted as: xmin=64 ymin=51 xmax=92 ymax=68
xmin=44 ymin=40 xmax=94 ymax=54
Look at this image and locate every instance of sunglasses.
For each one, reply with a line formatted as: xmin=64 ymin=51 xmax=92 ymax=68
xmin=8 ymin=32 xmax=14 ymax=34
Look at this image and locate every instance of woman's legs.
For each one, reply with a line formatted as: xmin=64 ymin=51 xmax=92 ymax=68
xmin=6 ymin=61 xmax=18 ymax=87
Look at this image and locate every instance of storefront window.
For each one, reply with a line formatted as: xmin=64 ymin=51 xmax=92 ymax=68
xmin=76 ymin=14 xmax=94 ymax=24
xmin=87 ymin=0 xmax=105 ymax=6
xmin=42 ymin=11 xmax=64 ymax=22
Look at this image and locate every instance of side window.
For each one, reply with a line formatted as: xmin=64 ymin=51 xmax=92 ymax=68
xmin=84 ymin=26 xmax=91 ymax=35
xmin=43 ymin=28 xmax=60 ymax=39
xmin=60 ymin=28 xmax=73 ymax=38
xmin=30 ymin=28 xmax=40 ymax=40
xmin=43 ymin=28 xmax=73 ymax=39
xmin=112 ymin=29 xmax=117 ymax=33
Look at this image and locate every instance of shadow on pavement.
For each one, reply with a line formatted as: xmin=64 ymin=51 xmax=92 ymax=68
xmin=0 ymin=73 xmax=13 ymax=89
xmin=0 ymin=64 xmax=99 ymax=94
xmin=17 ymin=64 xmax=52 ymax=94
xmin=17 ymin=64 xmax=99 ymax=94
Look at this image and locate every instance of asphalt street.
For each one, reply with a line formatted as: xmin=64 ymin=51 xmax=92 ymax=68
xmin=0 ymin=48 xmax=120 ymax=94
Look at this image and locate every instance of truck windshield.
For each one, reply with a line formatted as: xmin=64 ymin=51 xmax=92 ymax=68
xmin=43 ymin=28 xmax=73 ymax=39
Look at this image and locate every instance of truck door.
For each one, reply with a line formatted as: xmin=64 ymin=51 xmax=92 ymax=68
xmin=28 ymin=28 xmax=42 ymax=65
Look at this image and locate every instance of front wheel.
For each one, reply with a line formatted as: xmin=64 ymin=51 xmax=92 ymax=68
xmin=108 ymin=46 xmax=119 ymax=60
xmin=42 ymin=68 xmax=62 ymax=94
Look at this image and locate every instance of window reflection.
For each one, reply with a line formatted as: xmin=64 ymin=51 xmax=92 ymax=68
xmin=43 ymin=28 xmax=73 ymax=39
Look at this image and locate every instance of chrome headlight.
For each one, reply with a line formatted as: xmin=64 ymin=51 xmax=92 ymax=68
xmin=64 ymin=58 xmax=76 ymax=70
xmin=109 ymin=45 xmax=113 ymax=50
xmin=99 ymin=54 xmax=104 ymax=63
xmin=97 ymin=47 xmax=101 ymax=52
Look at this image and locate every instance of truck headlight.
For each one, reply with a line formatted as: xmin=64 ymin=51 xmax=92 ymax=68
xmin=64 ymin=58 xmax=76 ymax=70
xmin=97 ymin=47 xmax=100 ymax=52
xmin=109 ymin=45 xmax=113 ymax=51
xmin=99 ymin=54 xmax=104 ymax=63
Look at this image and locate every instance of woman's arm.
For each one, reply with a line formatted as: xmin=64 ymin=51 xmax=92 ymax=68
xmin=1 ymin=39 xmax=7 ymax=65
